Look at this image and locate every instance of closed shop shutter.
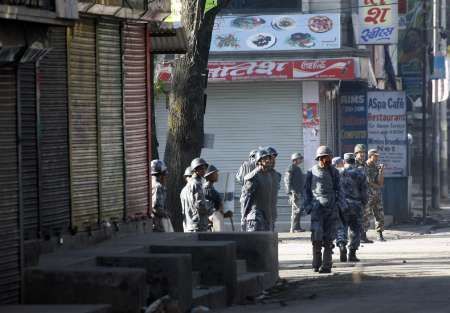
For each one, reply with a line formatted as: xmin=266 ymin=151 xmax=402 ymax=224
xmin=18 ymin=63 xmax=39 ymax=240
xmin=97 ymin=18 xmax=125 ymax=222
xmin=38 ymin=26 xmax=71 ymax=232
xmin=156 ymin=82 xmax=303 ymax=177
xmin=123 ymin=22 xmax=149 ymax=217
xmin=0 ymin=66 xmax=20 ymax=304
xmin=68 ymin=18 xmax=99 ymax=228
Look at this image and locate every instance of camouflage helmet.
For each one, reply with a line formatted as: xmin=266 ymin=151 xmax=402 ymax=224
xmin=291 ymin=152 xmax=303 ymax=161
xmin=205 ymin=164 xmax=219 ymax=178
xmin=255 ymin=149 xmax=271 ymax=164
xmin=150 ymin=159 xmax=167 ymax=175
xmin=190 ymin=158 xmax=208 ymax=171
xmin=248 ymin=149 xmax=258 ymax=160
xmin=315 ymin=146 xmax=333 ymax=161
xmin=354 ymin=144 xmax=366 ymax=154
xmin=183 ymin=166 xmax=192 ymax=177
xmin=264 ymin=146 xmax=278 ymax=157
xmin=332 ymin=157 xmax=343 ymax=166
xmin=343 ymin=153 xmax=355 ymax=162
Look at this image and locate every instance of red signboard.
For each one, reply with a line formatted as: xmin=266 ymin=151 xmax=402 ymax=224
xmin=157 ymin=58 xmax=356 ymax=82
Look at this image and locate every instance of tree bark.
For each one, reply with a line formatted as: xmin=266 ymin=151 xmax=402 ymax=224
xmin=164 ymin=0 xmax=230 ymax=231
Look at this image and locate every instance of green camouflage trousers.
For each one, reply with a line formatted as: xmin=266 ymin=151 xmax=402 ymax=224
xmin=363 ymin=193 xmax=385 ymax=233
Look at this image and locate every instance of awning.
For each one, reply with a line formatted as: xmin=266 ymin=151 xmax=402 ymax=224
xmin=149 ymin=27 xmax=187 ymax=54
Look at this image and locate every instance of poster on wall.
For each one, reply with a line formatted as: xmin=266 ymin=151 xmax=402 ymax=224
xmin=340 ymin=92 xmax=368 ymax=153
xmin=356 ymin=0 xmax=398 ymax=44
xmin=303 ymin=103 xmax=320 ymax=171
xmin=367 ymin=91 xmax=407 ymax=177
xmin=211 ymin=13 xmax=340 ymax=52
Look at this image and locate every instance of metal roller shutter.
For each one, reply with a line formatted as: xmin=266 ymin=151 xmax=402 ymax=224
xmin=123 ymin=22 xmax=150 ymax=218
xmin=0 ymin=66 xmax=20 ymax=304
xmin=97 ymin=18 xmax=125 ymax=222
xmin=68 ymin=19 xmax=99 ymax=228
xmin=38 ymin=26 xmax=71 ymax=233
xmin=156 ymin=82 xmax=303 ymax=177
xmin=18 ymin=63 xmax=39 ymax=240
xmin=156 ymin=81 xmax=302 ymax=222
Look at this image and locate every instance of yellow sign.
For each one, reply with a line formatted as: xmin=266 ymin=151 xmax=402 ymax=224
xmin=205 ymin=0 xmax=218 ymax=13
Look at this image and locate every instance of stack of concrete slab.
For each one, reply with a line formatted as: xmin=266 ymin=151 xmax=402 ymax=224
xmin=22 ymin=232 xmax=279 ymax=313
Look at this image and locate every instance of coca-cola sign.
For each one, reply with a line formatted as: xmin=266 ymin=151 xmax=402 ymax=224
xmin=157 ymin=58 xmax=356 ymax=82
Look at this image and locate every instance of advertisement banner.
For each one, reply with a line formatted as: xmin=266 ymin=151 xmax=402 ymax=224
xmin=340 ymin=92 xmax=368 ymax=153
xmin=157 ymin=59 xmax=356 ymax=82
xmin=356 ymin=0 xmax=398 ymax=44
xmin=211 ymin=13 xmax=340 ymax=52
xmin=303 ymin=103 xmax=320 ymax=171
xmin=367 ymin=91 xmax=407 ymax=177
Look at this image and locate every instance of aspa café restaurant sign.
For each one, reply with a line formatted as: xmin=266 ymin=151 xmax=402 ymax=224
xmin=210 ymin=13 xmax=341 ymax=52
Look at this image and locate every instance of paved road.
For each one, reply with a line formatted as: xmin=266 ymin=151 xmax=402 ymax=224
xmin=217 ymin=227 xmax=450 ymax=313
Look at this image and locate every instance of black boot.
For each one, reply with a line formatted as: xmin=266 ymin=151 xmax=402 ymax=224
xmin=348 ymin=249 xmax=360 ymax=262
xmin=378 ymin=231 xmax=386 ymax=242
xmin=361 ymin=231 xmax=374 ymax=244
xmin=319 ymin=245 xmax=333 ymax=274
xmin=339 ymin=244 xmax=348 ymax=262
xmin=312 ymin=241 xmax=323 ymax=272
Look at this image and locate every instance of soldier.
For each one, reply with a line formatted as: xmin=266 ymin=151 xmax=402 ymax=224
xmin=284 ymin=153 xmax=305 ymax=233
xmin=241 ymin=149 xmax=273 ymax=232
xmin=236 ymin=149 xmax=258 ymax=185
xmin=303 ymin=146 xmax=347 ymax=274
xmin=180 ymin=158 xmax=209 ymax=232
xmin=264 ymin=146 xmax=282 ymax=231
xmin=151 ymin=160 xmax=173 ymax=232
xmin=204 ymin=165 xmax=233 ymax=232
xmin=354 ymin=144 xmax=373 ymax=244
xmin=336 ymin=153 xmax=368 ymax=262
xmin=365 ymin=149 xmax=386 ymax=242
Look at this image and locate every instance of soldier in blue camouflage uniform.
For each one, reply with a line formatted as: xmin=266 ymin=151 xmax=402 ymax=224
xmin=365 ymin=149 xmax=386 ymax=242
xmin=336 ymin=153 xmax=368 ymax=262
xmin=236 ymin=149 xmax=258 ymax=185
xmin=354 ymin=144 xmax=374 ymax=244
xmin=241 ymin=149 xmax=273 ymax=232
xmin=180 ymin=158 xmax=209 ymax=232
xmin=264 ymin=146 xmax=282 ymax=231
xmin=151 ymin=160 xmax=172 ymax=232
xmin=303 ymin=146 xmax=347 ymax=274
xmin=284 ymin=153 xmax=305 ymax=233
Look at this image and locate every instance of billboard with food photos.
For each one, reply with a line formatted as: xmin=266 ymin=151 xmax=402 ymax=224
xmin=211 ymin=14 xmax=341 ymax=52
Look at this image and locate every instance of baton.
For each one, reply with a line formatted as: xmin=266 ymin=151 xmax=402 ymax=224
xmin=229 ymin=216 xmax=235 ymax=232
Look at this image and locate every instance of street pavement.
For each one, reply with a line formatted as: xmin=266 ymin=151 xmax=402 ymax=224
xmin=216 ymin=226 xmax=450 ymax=313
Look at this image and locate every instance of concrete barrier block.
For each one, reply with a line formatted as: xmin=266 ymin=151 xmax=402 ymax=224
xmin=97 ymin=253 xmax=192 ymax=312
xmin=149 ymin=241 xmax=236 ymax=305
xmin=24 ymin=267 xmax=147 ymax=313
xmin=0 ymin=305 xmax=112 ymax=313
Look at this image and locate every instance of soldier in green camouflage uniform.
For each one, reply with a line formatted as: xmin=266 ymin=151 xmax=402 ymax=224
xmin=354 ymin=144 xmax=374 ymax=244
xmin=365 ymin=149 xmax=386 ymax=241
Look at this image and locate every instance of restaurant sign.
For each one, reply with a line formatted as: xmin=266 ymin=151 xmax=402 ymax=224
xmin=157 ymin=59 xmax=356 ymax=82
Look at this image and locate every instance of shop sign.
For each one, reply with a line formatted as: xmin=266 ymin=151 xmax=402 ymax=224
xmin=356 ymin=0 xmax=398 ymax=44
xmin=340 ymin=91 xmax=368 ymax=153
xmin=302 ymin=102 xmax=320 ymax=171
xmin=211 ymin=13 xmax=340 ymax=52
xmin=367 ymin=91 xmax=407 ymax=177
xmin=157 ymin=59 xmax=356 ymax=82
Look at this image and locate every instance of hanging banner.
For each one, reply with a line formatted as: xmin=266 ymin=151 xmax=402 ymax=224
xmin=367 ymin=91 xmax=407 ymax=177
xmin=356 ymin=0 xmax=398 ymax=44
xmin=303 ymin=103 xmax=320 ymax=171
xmin=340 ymin=92 xmax=368 ymax=153
xmin=211 ymin=13 xmax=340 ymax=52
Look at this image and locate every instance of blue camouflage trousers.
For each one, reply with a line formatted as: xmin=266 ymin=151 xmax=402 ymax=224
xmin=336 ymin=202 xmax=363 ymax=250
xmin=310 ymin=205 xmax=338 ymax=244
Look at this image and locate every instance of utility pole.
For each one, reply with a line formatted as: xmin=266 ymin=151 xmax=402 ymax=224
xmin=422 ymin=0 xmax=429 ymax=220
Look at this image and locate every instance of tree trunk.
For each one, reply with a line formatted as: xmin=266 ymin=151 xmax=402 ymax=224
xmin=164 ymin=0 xmax=228 ymax=231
